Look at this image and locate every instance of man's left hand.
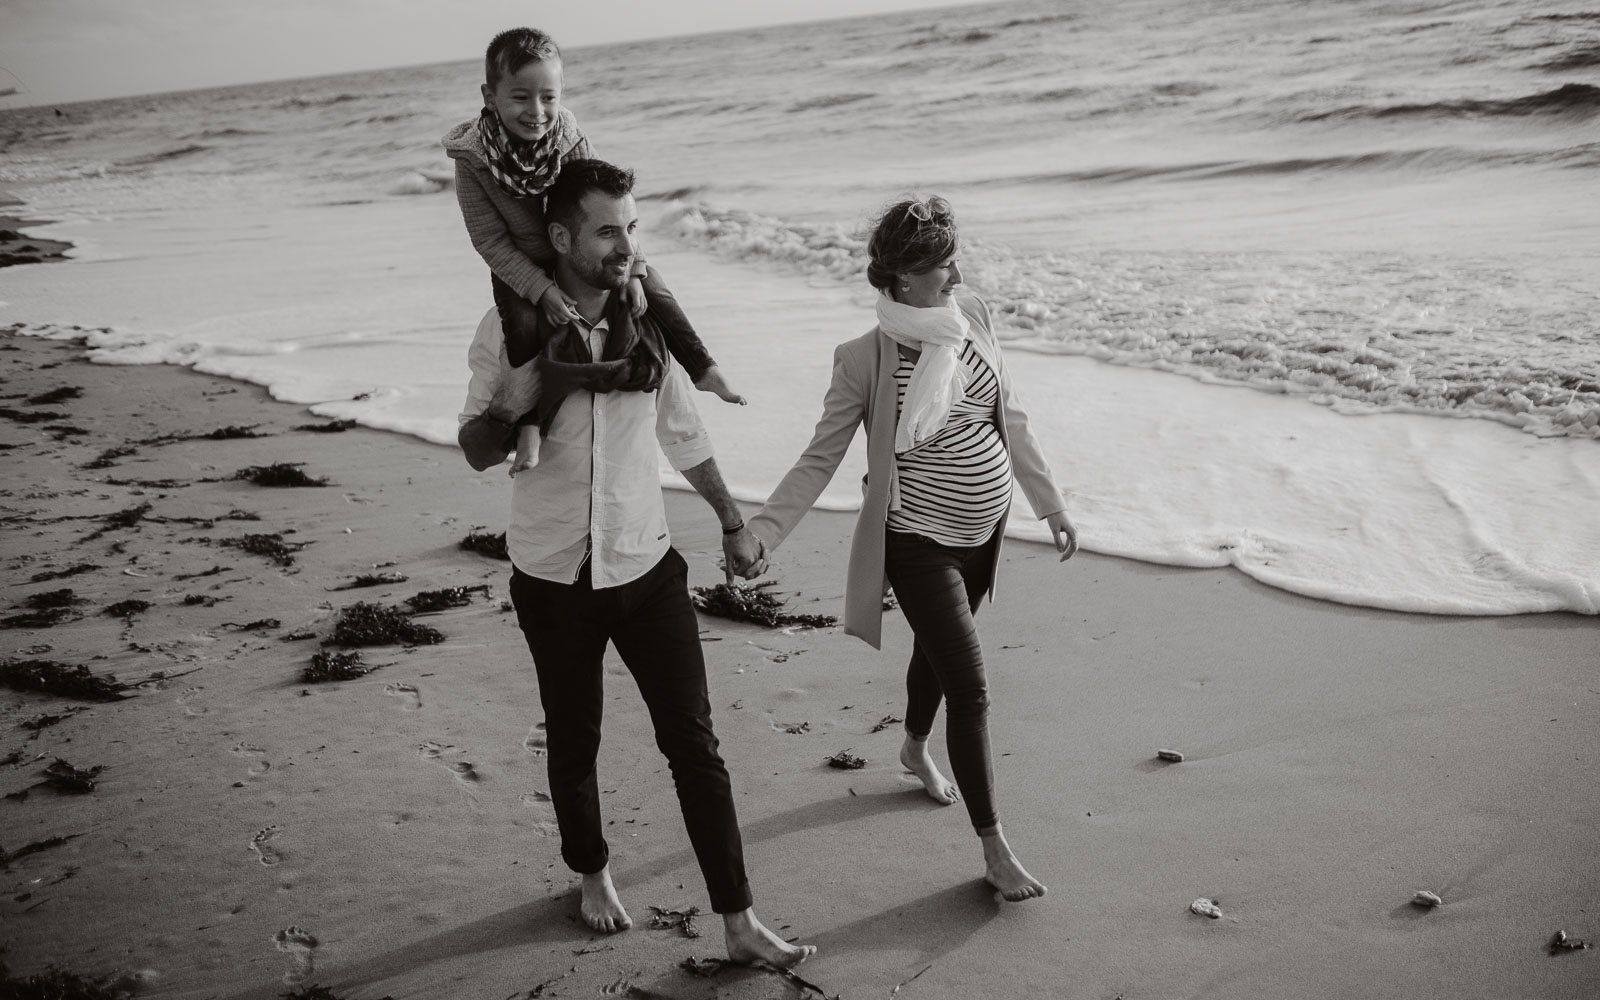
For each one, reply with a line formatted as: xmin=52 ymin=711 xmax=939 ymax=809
xmin=1047 ymin=510 xmax=1079 ymax=562
xmin=723 ymin=527 xmax=767 ymax=584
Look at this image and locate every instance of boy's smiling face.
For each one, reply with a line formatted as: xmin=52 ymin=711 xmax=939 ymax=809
xmin=481 ymin=58 xmax=562 ymax=143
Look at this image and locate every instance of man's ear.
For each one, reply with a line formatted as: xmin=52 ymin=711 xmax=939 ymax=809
xmin=548 ymin=221 xmax=571 ymax=254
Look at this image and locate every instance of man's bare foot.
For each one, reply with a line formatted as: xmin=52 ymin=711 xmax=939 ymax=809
xmin=580 ymin=867 xmax=632 ymax=933
xmin=693 ymin=366 xmax=747 ymax=406
xmin=900 ymin=733 xmax=960 ymax=805
xmin=980 ymin=827 xmax=1046 ymax=902
xmin=723 ymin=908 xmax=814 ymax=967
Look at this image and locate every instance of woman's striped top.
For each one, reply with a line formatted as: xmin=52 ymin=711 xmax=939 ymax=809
xmin=886 ymin=338 xmax=1012 ymax=547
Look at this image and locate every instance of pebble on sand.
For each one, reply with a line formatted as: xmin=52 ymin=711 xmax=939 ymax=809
xmin=1412 ymin=890 xmax=1444 ymax=908
xmin=1156 ymin=749 xmax=1185 ymax=762
xmin=1190 ymin=897 xmax=1223 ymax=919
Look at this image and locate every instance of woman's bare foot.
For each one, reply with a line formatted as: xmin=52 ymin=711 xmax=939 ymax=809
xmin=979 ymin=827 xmax=1046 ymax=902
xmin=580 ymin=867 xmax=632 ymax=933
xmin=723 ymin=908 xmax=815 ymax=967
xmin=693 ymin=366 xmax=747 ymax=406
xmin=900 ymin=733 xmax=960 ymax=805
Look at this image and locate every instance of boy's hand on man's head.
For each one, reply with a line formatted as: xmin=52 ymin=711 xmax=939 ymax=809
xmin=621 ymin=277 xmax=648 ymax=318
xmin=539 ymin=285 xmax=583 ymax=328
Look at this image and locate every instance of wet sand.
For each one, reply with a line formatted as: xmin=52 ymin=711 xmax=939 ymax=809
xmin=1 ymin=329 xmax=1596 ymax=998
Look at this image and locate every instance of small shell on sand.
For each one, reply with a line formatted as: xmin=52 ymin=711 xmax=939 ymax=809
xmin=1190 ymin=897 xmax=1223 ymax=919
xmin=1412 ymin=890 xmax=1443 ymax=908
xmin=1157 ymin=749 xmax=1185 ymax=762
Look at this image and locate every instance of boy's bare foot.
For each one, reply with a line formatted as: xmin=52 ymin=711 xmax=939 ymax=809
xmin=509 ymin=426 xmax=540 ymax=477
xmin=900 ymin=733 xmax=960 ymax=805
xmin=723 ymin=908 xmax=814 ymax=967
xmin=580 ymin=867 xmax=632 ymax=933
xmin=979 ymin=827 xmax=1046 ymax=902
xmin=693 ymin=366 xmax=747 ymax=406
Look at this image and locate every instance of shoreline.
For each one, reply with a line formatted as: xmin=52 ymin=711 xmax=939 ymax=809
xmin=0 ymin=214 xmax=73 ymax=269
xmin=1 ymin=328 xmax=1596 ymax=998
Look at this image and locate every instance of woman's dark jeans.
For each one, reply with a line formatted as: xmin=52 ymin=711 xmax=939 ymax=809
xmin=884 ymin=528 xmax=1000 ymax=832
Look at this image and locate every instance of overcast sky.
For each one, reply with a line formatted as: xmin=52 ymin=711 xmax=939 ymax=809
xmin=0 ymin=0 xmax=982 ymax=107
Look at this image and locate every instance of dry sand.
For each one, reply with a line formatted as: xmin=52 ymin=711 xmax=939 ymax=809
xmin=1 ymin=327 xmax=1596 ymax=999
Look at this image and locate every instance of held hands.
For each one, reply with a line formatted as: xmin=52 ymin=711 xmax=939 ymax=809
xmin=538 ymin=284 xmax=583 ymax=328
xmin=722 ymin=526 xmax=769 ymax=585
xmin=620 ymin=276 xmax=648 ymax=318
xmin=1047 ymin=510 xmax=1079 ymax=562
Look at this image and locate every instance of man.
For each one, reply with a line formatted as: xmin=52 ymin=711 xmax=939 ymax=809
xmin=459 ymin=158 xmax=812 ymax=968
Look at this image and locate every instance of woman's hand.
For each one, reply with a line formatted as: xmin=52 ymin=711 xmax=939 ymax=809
xmin=538 ymin=284 xmax=582 ymax=328
xmin=621 ymin=277 xmax=648 ymax=318
xmin=1046 ymin=510 xmax=1078 ymax=562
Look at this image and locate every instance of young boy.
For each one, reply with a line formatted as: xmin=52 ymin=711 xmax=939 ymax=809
xmin=444 ymin=27 xmax=742 ymax=473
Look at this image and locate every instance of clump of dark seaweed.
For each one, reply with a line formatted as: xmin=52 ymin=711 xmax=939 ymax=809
xmin=647 ymin=904 xmax=702 ymax=938
xmin=322 ymin=602 xmax=443 ymax=648
xmin=301 ymin=649 xmax=375 ymax=683
xmin=24 ymin=589 xmax=84 ymax=609
xmin=230 ymin=463 xmax=328 ymax=487
xmin=0 ymin=961 xmax=132 ymax=1000
xmin=222 ymin=618 xmax=281 ymax=631
xmin=0 ymin=607 xmax=81 ymax=630
xmin=326 ymin=571 xmax=408 ymax=591
xmin=0 ymin=406 xmax=67 ymax=423
xmin=403 ymin=585 xmax=490 ymax=614
xmin=293 ymin=419 xmax=358 ymax=433
xmin=21 ymin=707 xmax=85 ymax=731
xmin=690 ymin=582 xmax=838 ymax=629
xmin=82 ymin=446 xmax=137 ymax=470
xmin=0 ymin=659 xmax=130 ymax=701
xmin=87 ymin=503 xmax=152 ymax=539
xmin=45 ymin=424 xmax=91 ymax=438
xmin=220 ymin=532 xmax=310 ymax=567
xmin=280 ymin=985 xmax=395 ymax=1000
xmin=27 ymin=386 xmax=83 ymax=406
xmin=824 ymin=749 xmax=867 ymax=770
xmin=30 ymin=563 xmax=100 ymax=583
xmin=198 ymin=424 xmax=267 ymax=440
xmin=103 ymin=599 xmax=151 ymax=619
xmin=458 ymin=530 xmax=509 ymax=560
xmin=870 ymin=714 xmax=903 ymax=733
xmin=42 ymin=759 xmax=103 ymax=793
xmin=181 ymin=594 xmax=222 ymax=606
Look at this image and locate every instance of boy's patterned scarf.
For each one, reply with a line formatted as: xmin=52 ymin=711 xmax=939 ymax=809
xmin=475 ymin=107 xmax=569 ymax=198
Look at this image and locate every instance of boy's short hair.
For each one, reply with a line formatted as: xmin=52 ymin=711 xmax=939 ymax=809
xmin=545 ymin=159 xmax=636 ymax=234
xmin=485 ymin=27 xmax=562 ymax=89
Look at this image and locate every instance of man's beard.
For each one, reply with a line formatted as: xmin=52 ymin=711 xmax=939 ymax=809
xmin=572 ymin=249 xmax=633 ymax=292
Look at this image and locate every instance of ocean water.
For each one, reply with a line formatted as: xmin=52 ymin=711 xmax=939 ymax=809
xmin=2 ymin=0 xmax=1597 ymax=615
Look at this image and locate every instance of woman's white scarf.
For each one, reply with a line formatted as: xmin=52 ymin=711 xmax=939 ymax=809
xmin=876 ymin=290 xmax=971 ymax=454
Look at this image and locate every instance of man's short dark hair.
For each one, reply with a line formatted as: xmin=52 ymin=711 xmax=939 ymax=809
xmin=544 ymin=159 xmax=636 ymax=234
xmin=485 ymin=27 xmax=561 ymax=90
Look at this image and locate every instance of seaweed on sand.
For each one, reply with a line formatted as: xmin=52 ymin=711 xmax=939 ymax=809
xmin=321 ymin=601 xmax=443 ymax=648
xmin=327 ymin=571 xmax=409 ymax=591
xmin=0 ymin=406 xmax=67 ymax=423
xmin=0 ymin=659 xmax=131 ymax=701
xmin=293 ymin=419 xmax=358 ymax=433
xmin=25 ymin=386 xmax=83 ymax=406
xmin=0 ymin=961 xmax=132 ymax=1000
xmin=824 ymin=749 xmax=867 ymax=770
xmin=82 ymin=446 xmax=138 ymax=469
xmin=42 ymin=759 xmax=103 ymax=793
xmin=102 ymin=599 xmax=150 ymax=619
xmin=29 ymin=563 xmax=99 ymax=583
xmin=220 ymin=532 xmax=310 ymax=567
xmin=279 ymin=985 xmax=395 ymax=1000
xmin=197 ymin=424 xmax=267 ymax=440
xmin=230 ymin=463 xmax=329 ymax=487
xmin=82 ymin=503 xmax=151 ymax=540
xmin=24 ymin=589 xmax=84 ymax=609
xmin=0 ymin=607 xmax=81 ymax=629
xmin=458 ymin=529 xmax=509 ymax=560
xmin=403 ymin=584 xmax=490 ymax=613
xmin=300 ymin=649 xmax=375 ymax=683
xmin=690 ymin=582 xmax=838 ymax=629
xmin=647 ymin=904 xmax=702 ymax=938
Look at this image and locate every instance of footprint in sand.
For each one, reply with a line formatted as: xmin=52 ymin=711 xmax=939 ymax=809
xmin=518 ymin=789 xmax=559 ymax=836
xmin=176 ymin=686 xmax=207 ymax=716
xmin=418 ymin=740 xmax=480 ymax=783
xmin=250 ymin=826 xmax=284 ymax=866
xmin=383 ymin=682 xmax=422 ymax=710
xmin=523 ymin=722 xmax=548 ymax=757
xmin=272 ymin=925 xmax=318 ymax=985
xmin=230 ymin=742 xmax=271 ymax=778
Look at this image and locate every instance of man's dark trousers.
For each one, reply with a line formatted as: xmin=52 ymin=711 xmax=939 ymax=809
xmin=509 ymin=548 xmax=753 ymax=913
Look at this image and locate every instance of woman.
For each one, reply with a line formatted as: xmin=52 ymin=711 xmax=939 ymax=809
xmin=748 ymin=195 xmax=1077 ymax=901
